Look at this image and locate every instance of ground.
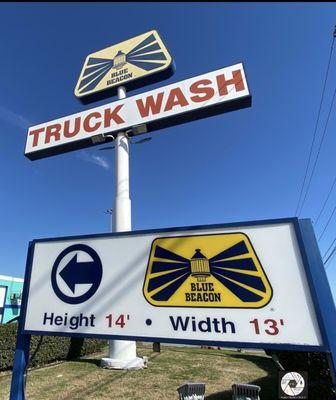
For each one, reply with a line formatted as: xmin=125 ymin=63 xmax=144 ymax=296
xmin=0 ymin=344 xmax=278 ymax=400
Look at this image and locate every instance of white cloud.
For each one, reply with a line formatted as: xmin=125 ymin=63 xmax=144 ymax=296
xmin=77 ymin=150 xmax=110 ymax=170
xmin=0 ymin=105 xmax=31 ymax=129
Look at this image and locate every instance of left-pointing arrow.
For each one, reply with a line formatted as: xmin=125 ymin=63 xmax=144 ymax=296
xmin=59 ymin=253 xmax=99 ymax=294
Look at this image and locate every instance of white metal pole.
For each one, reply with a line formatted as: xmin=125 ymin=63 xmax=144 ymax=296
xmin=101 ymin=86 xmax=144 ymax=370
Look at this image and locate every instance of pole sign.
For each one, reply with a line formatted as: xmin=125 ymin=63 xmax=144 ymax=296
xmin=18 ymin=218 xmax=336 ymax=373
xmin=74 ymin=30 xmax=175 ymax=103
xmin=24 ymin=63 xmax=251 ymax=160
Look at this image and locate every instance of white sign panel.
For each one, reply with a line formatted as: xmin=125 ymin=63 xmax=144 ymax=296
xmin=22 ymin=220 xmax=322 ymax=348
xmin=25 ymin=63 xmax=251 ymax=160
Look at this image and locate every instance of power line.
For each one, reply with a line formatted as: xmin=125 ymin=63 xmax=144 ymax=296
xmin=323 ymin=236 xmax=336 ymax=261
xmin=297 ymin=83 xmax=336 ymax=216
xmin=324 ymin=244 xmax=336 ymax=268
xmin=318 ymin=204 xmax=336 ymax=242
xmin=322 ymin=229 xmax=336 ymax=268
xmin=295 ymin=27 xmax=336 ymax=216
xmin=314 ymin=175 xmax=336 ymax=226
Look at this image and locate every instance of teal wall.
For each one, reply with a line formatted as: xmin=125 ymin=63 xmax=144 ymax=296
xmin=0 ymin=276 xmax=23 ymax=323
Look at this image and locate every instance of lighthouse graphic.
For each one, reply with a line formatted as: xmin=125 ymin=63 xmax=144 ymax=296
xmin=113 ymin=50 xmax=127 ymax=69
xmin=190 ymin=249 xmax=211 ymax=282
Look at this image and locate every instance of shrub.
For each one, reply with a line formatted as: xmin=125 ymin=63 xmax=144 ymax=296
xmin=0 ymin=323 xmax=18 ymax=370
xmin=0 ymin=323 xmax=107 ymax=371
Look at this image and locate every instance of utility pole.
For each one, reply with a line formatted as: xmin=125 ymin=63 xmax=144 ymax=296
xmin=105 ymin=209 xmax=113 ymax=232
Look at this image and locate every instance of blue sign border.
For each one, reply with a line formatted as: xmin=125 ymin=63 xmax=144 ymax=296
xmin=9 ymin=217 xmax=336 ymax=399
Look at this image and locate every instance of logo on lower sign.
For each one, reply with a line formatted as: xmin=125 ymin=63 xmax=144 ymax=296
xmin=143 ymin=232 xmax=272 ymax=308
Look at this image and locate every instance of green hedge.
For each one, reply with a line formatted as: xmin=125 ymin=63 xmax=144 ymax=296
xmin=268 ymin=350 xmax=336 ymax=400
xmin=0 ymin=323 xmax=108 ymax=371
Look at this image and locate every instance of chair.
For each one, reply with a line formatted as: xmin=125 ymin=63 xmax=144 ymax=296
xmin=232 ymin=383 xmax=261 ymax=400
xmin=177 ymin=382 xmax=206 ymax=400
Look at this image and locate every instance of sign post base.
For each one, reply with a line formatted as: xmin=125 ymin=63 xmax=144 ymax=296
xmin=101 ymin=356 xmax=145 ymax=370
xmin=103 ymin=324 xmax=145 ymax=370
xmin=9 ymin=331 xmax=31 ymax=400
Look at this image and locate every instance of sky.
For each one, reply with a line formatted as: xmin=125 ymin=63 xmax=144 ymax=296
xmin=1 ymin=2 xmax=336 ymax=303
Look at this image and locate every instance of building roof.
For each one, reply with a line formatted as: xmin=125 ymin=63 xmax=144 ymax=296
xmin=0 ymin=274 xmax=24 ymax=283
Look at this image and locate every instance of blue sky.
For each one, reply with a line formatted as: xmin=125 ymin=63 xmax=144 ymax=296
xmin=1 ymin=2 xmax=336 ymax=302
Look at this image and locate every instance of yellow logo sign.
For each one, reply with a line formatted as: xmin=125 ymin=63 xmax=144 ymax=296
xmin=143 ymin=233 xmax=273 ymax=308
xmin=74 ymin=30 xmax=174 ymax=99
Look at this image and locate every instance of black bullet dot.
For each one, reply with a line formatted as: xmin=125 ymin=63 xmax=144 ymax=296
xmin=145 ymin=319 xmax=152 ymax=326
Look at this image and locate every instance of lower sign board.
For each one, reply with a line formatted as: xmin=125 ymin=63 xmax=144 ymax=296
xmin=20 ymin=217 xmax=336 ymax=370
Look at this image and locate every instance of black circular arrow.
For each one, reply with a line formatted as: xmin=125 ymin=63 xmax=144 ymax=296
xmin=51 ymin=244 xmax=102 ymax=304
